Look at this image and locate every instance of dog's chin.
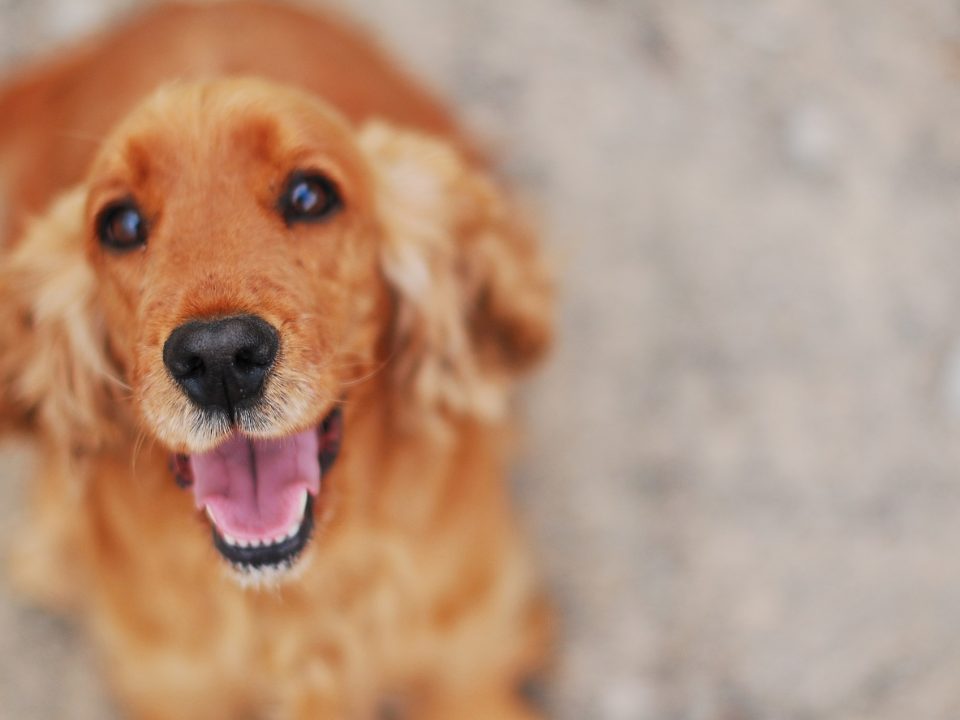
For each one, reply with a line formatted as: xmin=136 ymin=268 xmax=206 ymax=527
xmin=169 ymin=407 xmax=343 ymax=585
xmin=212 ymin=491 xmax=316 ymax=580
xmin=215 ymin=494 xmax=316 ymax=587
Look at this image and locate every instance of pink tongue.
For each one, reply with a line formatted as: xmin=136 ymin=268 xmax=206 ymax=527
xmin=190 ymin=429 xmax=320 ymax=540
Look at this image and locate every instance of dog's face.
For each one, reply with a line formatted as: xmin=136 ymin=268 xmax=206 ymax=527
xmin=88 ymin=83 xmax=383 ymax=446
xmin=0 ymin=79 xmax=552 ymax=582
xmin=83 ymin=81 xmax=385 ymax=576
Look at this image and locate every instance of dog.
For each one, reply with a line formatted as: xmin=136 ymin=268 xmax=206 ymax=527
xmin=0 ymin=2 xmax=553 ymax=718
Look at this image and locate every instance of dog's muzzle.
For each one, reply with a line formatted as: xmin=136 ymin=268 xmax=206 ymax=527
xmin=168 ymin=406 xmax=343 ymax=575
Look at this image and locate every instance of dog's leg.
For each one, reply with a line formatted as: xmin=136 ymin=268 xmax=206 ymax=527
xmin=419 ymin=687 xmax=546 ymax=720
xmin=7 ymin=454 xmax=83 ymax=610
xmin=411 ymin=591 xmax=553 ymax=720
xmin=280 ymin=687 xmax=348 ymax=720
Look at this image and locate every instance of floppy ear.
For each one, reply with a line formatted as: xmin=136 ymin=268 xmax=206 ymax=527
xmin=359 ymin=123 xmax=553 ymax=423
xmin=0 ymin=186 xmax=122 ymax=453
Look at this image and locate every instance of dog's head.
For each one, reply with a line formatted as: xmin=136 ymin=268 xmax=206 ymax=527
xmin=0 ymin=79 xmax=551 ymax=579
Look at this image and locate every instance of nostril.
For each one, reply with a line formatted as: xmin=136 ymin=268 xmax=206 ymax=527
xmin=171 ymin=354 xmax=205 ymax=380
xmin=233 ymin=345 xmax=274 ymax=371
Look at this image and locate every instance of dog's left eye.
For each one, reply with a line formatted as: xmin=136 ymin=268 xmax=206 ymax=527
xmin=279 ymin=172 xmax=341 ymax=224
xmin=97 ymin=202 xmax=147 ymax=251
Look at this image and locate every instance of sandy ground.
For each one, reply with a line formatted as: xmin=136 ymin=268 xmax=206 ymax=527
xmin=3 ymin=1 xmax=960 ymax=718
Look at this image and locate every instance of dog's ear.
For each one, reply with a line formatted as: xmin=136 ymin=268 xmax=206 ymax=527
xmin=0 ymin=186 xmax=122 ymax=452
xmin=359 ymin=123 xmax=553 ymax=422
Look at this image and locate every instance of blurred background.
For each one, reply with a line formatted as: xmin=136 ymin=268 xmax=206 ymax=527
xmin=3 ymin=0 xmax=960 ymax=718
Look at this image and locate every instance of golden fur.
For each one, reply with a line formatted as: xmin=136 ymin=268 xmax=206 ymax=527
xmin=0 ymin=3 xmax=553 ymax=718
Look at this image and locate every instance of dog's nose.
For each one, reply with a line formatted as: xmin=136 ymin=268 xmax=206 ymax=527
xmin=162 ymin=315 xmax=279 ymax=414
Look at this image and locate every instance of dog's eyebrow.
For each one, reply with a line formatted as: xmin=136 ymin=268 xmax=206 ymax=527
xmin=124 ymin=138 xmax=155 ymax=186
xmin=231 ymin=116 xmax=283 ymax=165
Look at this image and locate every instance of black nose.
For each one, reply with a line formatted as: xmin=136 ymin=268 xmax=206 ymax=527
xmin=162 ymin=315 xmax=279 ymax=414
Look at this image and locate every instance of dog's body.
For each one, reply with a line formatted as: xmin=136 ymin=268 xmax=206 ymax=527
xmin=0 ymin=4 xmax=552 ymax=719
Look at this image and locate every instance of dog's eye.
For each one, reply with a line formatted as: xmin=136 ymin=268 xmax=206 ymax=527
xmin=97 ymin=202 xmax=147 ymax=251
xmin=279 ymin=173 xmax=341 ymax=224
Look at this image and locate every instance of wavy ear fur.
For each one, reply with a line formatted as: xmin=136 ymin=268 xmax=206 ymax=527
xmin=359 ymin=123 xmax=553 ymax=423
xmin=0 ymin=186 xmax=121 ymax=454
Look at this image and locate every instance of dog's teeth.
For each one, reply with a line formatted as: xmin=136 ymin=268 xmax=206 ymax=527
xmin=223 ymin=533 xmax=238 ymax=546
xmin=298 ymin=491 xmax=309 ymax=517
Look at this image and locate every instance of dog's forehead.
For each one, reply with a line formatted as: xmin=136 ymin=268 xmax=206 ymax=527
xmin=89 ymin=79 xmax=360 ymax=190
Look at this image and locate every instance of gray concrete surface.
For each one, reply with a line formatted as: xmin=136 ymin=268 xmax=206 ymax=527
xmin=4 ymin=1 xmax=960 ymax=718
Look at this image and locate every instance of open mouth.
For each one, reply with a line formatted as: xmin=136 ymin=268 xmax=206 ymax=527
xmin=170 ymin=407 xmax=342 ymax=576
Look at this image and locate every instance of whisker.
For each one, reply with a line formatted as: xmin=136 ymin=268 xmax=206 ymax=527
xmin=131 ymin=428 xmax=149 ymax=479
xmin=336 ymin=345 xmax=399 ymax=389
xmin=105 ymin=371 xmax=133 ymax=392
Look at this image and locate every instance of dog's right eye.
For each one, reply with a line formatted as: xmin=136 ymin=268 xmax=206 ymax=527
xmin=97 ymin=202 xmax=147 ymax=251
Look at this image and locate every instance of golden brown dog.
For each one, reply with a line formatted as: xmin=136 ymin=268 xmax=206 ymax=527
xmin=0 ymin=3 xmax=553 ymax=718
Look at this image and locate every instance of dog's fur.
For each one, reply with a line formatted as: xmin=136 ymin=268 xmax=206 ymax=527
xmin=0 ymin=3 xmax=553 ymax=718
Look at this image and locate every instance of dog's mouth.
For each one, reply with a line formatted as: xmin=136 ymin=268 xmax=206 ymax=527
xmin=170 ymin=407 xmax=342 ymax=577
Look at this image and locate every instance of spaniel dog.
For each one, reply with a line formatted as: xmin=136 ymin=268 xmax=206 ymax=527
xmin=0 ymin=3 xmax=553 ymax=718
